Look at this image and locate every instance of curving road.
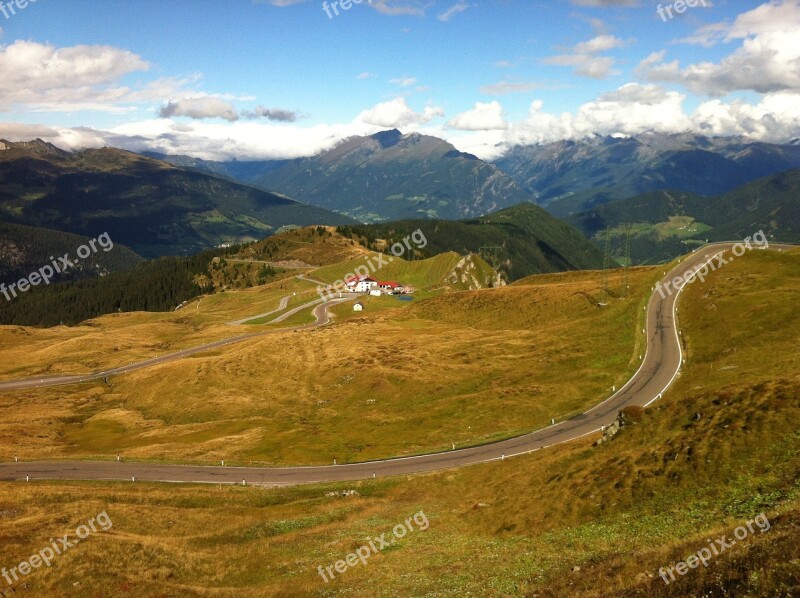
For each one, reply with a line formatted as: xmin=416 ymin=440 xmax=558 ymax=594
xmin=0 ymin=243 xmax=793 ymax=485
xmin=0 ymin=295 xmax=353 ymax=392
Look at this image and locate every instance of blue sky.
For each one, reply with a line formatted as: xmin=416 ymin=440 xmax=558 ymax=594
xmin=1 ymin=0 xmax=799 ymax=160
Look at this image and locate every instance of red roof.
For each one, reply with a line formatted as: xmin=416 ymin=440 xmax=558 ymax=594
xmin=378 ymin=281 xmax=400 ymax=288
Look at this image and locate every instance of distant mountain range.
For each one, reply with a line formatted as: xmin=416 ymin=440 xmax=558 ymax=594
xmin=149 ymin=130 xmax=535 ymax=223
xmin=494 ymin=133 xmax=800 ymax=216
xmin=149 ymin=131 xmax=800 ymax=224
xmin=568 ymin=169 xmax=800 ymax=264
xmin=0 ymin=139 xmax=354 ymax=257
xmin=336 ymin=203 xmax=606 ymax=282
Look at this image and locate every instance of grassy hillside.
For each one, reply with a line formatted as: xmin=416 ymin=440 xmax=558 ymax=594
xmin=569 ymin=170 xmax=800 ymax=264
xmin=0 ymin=248 xmax=797 ymax=596
xmin=338 ymin=203 xmax=606 ymax=282
xmin=231 ymin=225 xmax=373 ymax=267
xmin=0 ymin=264 xmax=653 ymax=465
xmin=0 ymin=139 xmax=355 ymax=257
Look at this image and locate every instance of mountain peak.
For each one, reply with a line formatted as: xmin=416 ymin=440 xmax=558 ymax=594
xmin=0 ymin=138 xmax=72 ymax=159
xmin=370 ymin=129 xmax=403 ymax=149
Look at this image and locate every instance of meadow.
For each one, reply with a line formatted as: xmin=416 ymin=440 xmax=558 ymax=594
xmin=0 ymin=248 xmax=797 ymax=597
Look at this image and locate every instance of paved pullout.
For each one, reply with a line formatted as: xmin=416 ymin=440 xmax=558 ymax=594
xmin=0 ymin=243 xmax=793 ymax=485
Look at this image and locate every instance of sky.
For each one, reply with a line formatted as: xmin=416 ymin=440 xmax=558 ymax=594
xmin=1 ymin=0 xmax=799 ymax=161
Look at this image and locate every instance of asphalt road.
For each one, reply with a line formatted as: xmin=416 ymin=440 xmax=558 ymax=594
xmin=0 ymin=243 xmax=793 ymax=485
xmin=0 ymin=295 xmax=352 ymax=392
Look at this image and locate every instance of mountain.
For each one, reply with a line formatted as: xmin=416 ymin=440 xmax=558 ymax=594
xmin=336 ymin=203 xmax=606 ymax=282
xmin=568 ymin=169 xmax=800 ymax=264
xmin=241 ymin=130 xmax=535 ymax=222
xmin=141 ymin=151 xmax=288 ymax=183
xmin=494 ymin=133 xmax=800 ymax=216
xmin=0 ymin=139 xmax=355 ymax=257
xmin=0 ymin=222 xmax=143 ymax=283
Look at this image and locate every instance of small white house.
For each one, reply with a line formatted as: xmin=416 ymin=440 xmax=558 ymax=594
xmin=353 ymin=301 xmax=364 ymax=312
xmin=369 ymin=289 xmax=382 ymax=297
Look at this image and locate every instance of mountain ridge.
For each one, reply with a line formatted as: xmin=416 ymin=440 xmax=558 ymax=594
xmin=0 ymin=140 xmax=356 ymax=257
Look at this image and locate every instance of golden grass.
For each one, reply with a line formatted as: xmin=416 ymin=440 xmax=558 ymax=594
xmin=0 ymin=249 xmax=797 ymax=597
xmin=0 ymin=267 xmax=655 ymax=466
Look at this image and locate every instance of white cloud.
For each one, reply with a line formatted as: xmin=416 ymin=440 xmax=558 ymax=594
xmin=640 ymin=1 xmax=800 ymax=95
xmin=357 ymin=97 xmax=444 ymax=128
xmin=369 ymin=0 xmax=426 ymax=16
xmin=691 ymin=91 xmax=800 ymax=139
xmin=438 ymin=2 xmax=470 ymax=21
xmin=0 ymin=41 xmax=151 ymax=111
xmin=389 ymin=77 xmax=418 ymax=87
xmin=480 ymin=81 xmax=541 ymax=95
xmin=448 ymin=101 xmax=508 ymax=131
xmin=543 ymin=35 xmax=626 ymax=79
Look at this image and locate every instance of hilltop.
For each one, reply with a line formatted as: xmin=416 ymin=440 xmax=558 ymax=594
xmin=337 ymin=203 xmax=606 ymax=281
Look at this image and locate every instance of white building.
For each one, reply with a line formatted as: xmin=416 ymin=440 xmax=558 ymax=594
xmin=345 ymin=275 xmax=378 ymax=293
